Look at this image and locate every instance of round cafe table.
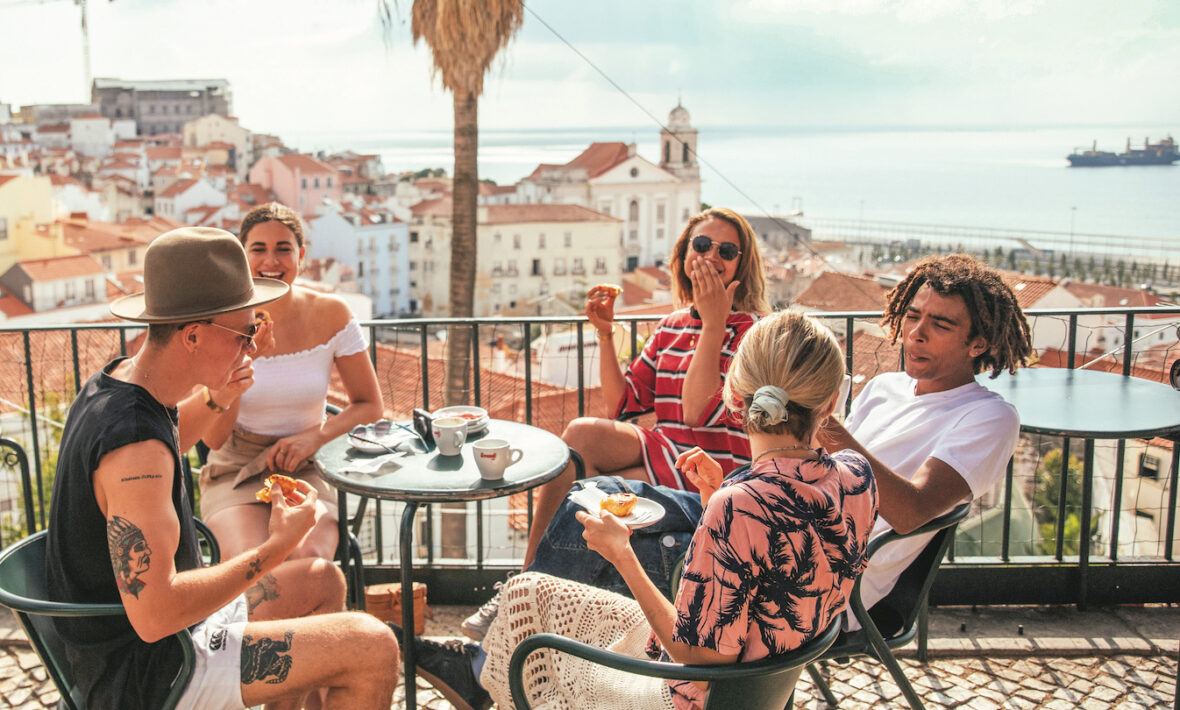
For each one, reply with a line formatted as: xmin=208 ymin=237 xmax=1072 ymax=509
xmin=315 ymin=419 xmax=570 ymax=709
xmin=978 ymin=367 xmax=1180 ymax=608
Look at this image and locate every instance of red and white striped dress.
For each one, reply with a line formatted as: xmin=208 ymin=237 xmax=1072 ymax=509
xmin=615 ymin=308 xmax=756 ymax=491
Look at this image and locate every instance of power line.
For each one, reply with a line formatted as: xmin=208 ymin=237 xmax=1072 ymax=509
xmin=521 ymin=0 xmax=889 ymax=306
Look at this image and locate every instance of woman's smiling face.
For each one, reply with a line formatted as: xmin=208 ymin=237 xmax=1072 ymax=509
xmin=244 ymin=220 xmax=303 ymax=285
xmin=684 ymin=216 xmax=741 ymax=286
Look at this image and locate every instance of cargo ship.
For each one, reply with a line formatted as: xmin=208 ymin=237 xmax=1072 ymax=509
xmin=1067 ymin=136 xmax=1178 ymax=166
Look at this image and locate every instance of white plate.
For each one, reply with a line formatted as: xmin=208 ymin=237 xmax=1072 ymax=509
xmin=566 ymin=486 xmax=666 ymax=530
xmin=347 ymin=426 xmax=417 ymax=455
xmin=431 ymin=405 xmax=490 ymax=434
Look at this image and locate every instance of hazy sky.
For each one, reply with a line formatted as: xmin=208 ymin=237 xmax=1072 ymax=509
xmin=2 ymin=0 xmax=1177 ymax=139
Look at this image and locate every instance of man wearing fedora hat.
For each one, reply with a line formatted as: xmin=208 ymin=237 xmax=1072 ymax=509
xmin=45 ymin=227 xmax=398 ymax=710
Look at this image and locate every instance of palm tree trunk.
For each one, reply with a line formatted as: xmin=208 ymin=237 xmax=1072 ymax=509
xmin=445 ymin=88 xmax=477 ymax=406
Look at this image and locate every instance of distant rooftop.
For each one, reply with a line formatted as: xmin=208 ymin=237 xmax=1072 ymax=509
xmin=92 ymin=78 xmax=230 ymax=91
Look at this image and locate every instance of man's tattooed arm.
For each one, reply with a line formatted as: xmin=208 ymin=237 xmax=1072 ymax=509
xmin=107 ymin=516 xmax=152 ymax=599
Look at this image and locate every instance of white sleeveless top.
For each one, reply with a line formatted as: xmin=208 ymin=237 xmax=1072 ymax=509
xmin=236 ymin=319 xmax=367 ymax=437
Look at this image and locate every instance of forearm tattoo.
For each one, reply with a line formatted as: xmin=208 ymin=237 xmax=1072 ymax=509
xmin=107 ymin=516 xmax=152 ymax=599
xmin=245 ymin=573 xmax=280 ymax=614
xmin=241 ymin=631 xmax=294 ymax=685
xmin=246 ymin=557 xmax=263 ymax=580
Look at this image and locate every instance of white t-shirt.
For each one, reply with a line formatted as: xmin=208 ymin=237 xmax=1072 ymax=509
xmin=844 ymin=371 xmax=1019 ymax=622
xmin=236 ymin=319 xmax=367 ymax=437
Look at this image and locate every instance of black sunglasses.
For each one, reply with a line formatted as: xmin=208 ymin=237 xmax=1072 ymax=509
xmin=690 ymin=235 xmax=741 ymax=262
xmin=203 ymin=320 xmax=260 ymax=348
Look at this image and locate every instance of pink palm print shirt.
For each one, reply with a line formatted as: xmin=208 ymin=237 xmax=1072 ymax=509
xmin=651 ymin=449 xmax=878 ymax=710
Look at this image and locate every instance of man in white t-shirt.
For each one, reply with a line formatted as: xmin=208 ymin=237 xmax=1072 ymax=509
xmin=818 ymin=253 xmax=1032 ymax=621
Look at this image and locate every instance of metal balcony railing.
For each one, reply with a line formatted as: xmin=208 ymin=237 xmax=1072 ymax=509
xmin=1 ymin=305 xmax=1177 ymax=605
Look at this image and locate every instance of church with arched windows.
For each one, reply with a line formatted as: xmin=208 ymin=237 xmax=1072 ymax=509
xmin=509 ymin=103 xmax=702 ymax=271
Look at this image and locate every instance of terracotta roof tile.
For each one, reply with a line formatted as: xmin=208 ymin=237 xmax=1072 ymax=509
xmin=563 ymin=142 xmax=631 ymax=178
xmin=996 ymin=270 xmax=1058 ymax=309
xmin=158 ymin=178 xmax=199 ymax=198
xmin=0 ymin=286 xmax=34 ymax=317
xmin=146 ymin=146 xmax=182 ymax=161
xmin=277 ymin=154 xmax=336 ymax=175
xmin=411 ymin=197 xmax=452 ymax=218
xmin=0 ymin=175 xmax=18 ymax=189
xmin=16 ymin=254 xmax=105 ymax=281
xmin=793 ymin=271 xmax=889 ymax=311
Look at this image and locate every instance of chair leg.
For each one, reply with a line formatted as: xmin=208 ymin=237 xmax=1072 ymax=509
xmin=917 ymin=601 xmax=929 ymax=664
xmin=863 ymin=626 xmax=925 ymax=710
xmin=807 ymin=662 xmax=840 ymax=707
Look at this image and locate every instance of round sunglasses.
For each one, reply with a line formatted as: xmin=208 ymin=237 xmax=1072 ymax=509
xmin=690 ymin=235 xmax=741 ymax=262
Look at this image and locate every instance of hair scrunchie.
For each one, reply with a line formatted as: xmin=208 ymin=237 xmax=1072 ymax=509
xmin=748 ymin=385 xmax=790 ymax=425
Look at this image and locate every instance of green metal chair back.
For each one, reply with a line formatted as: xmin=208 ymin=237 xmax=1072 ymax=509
xmin=808 ymin=501 xmax=972 ymax=710
xmin=0 ymin=531 xmax=197 ymax=710
xmin=509 ymin=614 xmax=841 ymax=710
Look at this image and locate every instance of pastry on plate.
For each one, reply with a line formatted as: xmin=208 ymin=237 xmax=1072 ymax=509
xmin=600 ymin=492 xmax=637 ymax=516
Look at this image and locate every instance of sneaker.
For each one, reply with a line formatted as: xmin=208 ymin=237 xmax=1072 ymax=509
xmin=411 ymin=636 xmax=492 ymax=710
xmin=460 ymin=581 xmax=504 ymax=641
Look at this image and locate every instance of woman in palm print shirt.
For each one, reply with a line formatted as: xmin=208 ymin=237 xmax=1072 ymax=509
xmin=475 ymin=310 xmax=878 ymax=710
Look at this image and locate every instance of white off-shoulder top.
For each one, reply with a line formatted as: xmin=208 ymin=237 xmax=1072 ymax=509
xmin=236 ymin=319 xmax=367 ymax=437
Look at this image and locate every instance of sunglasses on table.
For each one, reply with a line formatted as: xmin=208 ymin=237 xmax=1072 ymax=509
xmin=690 ymin=235 xmax=741 ymax=262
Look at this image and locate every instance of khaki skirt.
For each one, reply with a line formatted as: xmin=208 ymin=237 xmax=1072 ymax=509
xmin=199 ymin=427 xmax=338 ymax=521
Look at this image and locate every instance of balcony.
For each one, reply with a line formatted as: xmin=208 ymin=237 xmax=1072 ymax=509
xmin=1 ymin=304 xmax=1176 ymax=608
xmin=0 ymin=305 xmax=1177 ymax=707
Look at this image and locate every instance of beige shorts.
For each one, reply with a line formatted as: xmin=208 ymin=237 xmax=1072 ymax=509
xmin=199 ymin=427 xmax=338 ymax=520
xmin=175 ymin=594 xmax=248 ymax=710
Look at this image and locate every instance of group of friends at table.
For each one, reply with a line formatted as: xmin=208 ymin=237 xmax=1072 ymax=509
xmin=41 ymin=202 xmax=1034 ymax=710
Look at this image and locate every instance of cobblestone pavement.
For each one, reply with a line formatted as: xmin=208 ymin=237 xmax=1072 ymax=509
xmin=1 ymin=605 xmax=1176 ymax=708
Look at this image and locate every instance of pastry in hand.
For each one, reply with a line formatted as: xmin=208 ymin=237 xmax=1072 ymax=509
xmin=594 ymin=283 xmax=623 ymax=299
xmin=600 ymin=492 xmax=637 ymax=516
xmin=256 ymin=473 xmax=301 ymax=504
xmin=251 ymin=309 xmax=276 ymax=355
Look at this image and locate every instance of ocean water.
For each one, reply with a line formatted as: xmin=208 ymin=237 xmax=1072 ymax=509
xmin=285 ymin=124 xmax=1180 ymax=246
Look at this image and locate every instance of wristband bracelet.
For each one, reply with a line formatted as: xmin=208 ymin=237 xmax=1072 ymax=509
xmin=596 ymin=325 xmax=616 ymax=340
xmin=203 ymin=386 xmax=227 ymax=413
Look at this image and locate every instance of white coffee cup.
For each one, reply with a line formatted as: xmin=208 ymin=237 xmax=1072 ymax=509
xmin=473 ymin=438 xmax=522 ymax=480
xmin=431 ymin=417 xmax=467 ymax=456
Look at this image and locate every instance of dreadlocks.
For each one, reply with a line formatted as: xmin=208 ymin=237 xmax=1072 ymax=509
xmin=881 ymin=254 xmax=1032 ymax=378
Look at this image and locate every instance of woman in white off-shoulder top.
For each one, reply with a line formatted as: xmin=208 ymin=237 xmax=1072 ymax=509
xmin=199 ymin=202 xmax=383 ymax=561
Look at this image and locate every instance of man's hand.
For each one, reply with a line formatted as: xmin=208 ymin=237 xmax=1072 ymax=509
xmin=208 ymin=358 xmax=255 ymax=410
xmin=265 ymin=479 xmax=317 ymax=553
xmin=816 ymin=415 xmax=856 ymax=452
xmin=576 ymin=509 xmax=633 ymax=566
xmin=676 ymin=447 xmax=722 ymax=507
xmin=688 ymin=259 xmax=738 ymax=328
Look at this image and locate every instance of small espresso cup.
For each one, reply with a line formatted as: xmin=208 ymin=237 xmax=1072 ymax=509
xmin=431 ymin=417 xmax=467 ymax=456
xmin=472 ymin=439 xmax=522 ymax=480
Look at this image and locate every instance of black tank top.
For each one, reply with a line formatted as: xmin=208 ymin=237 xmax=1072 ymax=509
xmin=46 ymin=358 xmax=202 ymax=710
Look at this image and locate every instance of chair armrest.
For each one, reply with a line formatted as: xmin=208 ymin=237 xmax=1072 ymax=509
xmin=863 ymin=502 xmax=970 ymax=559
xmin=194 ymin=518 xmax=221 ymax=565
xmin=509 ymin=617 xmax=840 ymax=709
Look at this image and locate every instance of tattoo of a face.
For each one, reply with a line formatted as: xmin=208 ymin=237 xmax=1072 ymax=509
xmin=106 ymin=516 xmax=151 ymax=599
xmin=241 ymin=631 xmax=294 ymax=685
xmin=246 ymin=557 xmax=263 ymax=580
xmin=245 ymin=573 xmax=280 ymax=615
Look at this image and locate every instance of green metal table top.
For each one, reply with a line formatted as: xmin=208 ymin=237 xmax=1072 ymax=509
xmin=315 ymin=419 xmax=570 ymax=503
xmin=977 ymin=367 xmax=1180 ymax=439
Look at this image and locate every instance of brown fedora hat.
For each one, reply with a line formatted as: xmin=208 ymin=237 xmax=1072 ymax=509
xmin=110 ymin=226 xmax=289 ymax=323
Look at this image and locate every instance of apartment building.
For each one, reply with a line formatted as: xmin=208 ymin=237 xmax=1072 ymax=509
xmin=92 ymin=78 xmax=232 ymax=136
xmin=409 ymin=201 xmax=622 ymax=318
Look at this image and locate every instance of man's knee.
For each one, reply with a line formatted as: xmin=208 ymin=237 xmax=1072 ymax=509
xmin=343 ymin=613 xmax=399 ymax=670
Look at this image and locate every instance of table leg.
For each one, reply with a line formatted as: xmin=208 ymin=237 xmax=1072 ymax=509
xmin=401 ymin=501 xmax=419 ymax=710
xmin=1078 ymin=439 xmax=1094 ymax=611
xmin=336 ymin=490 xmax=350 ymax=590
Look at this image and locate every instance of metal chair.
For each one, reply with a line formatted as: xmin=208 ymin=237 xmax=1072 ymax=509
xmin=0 ymin=530 xmax=198 ymax=710
xmin=807 ymin=502 xmax=972 ymax=710
xmin=509 ymin=615 xmax=842 ymax=710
